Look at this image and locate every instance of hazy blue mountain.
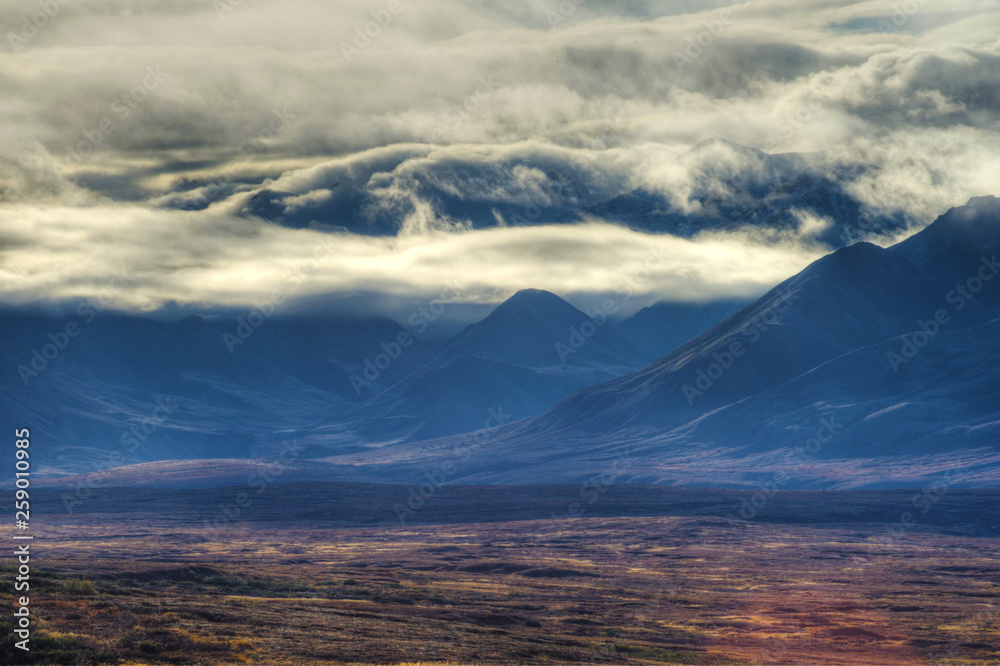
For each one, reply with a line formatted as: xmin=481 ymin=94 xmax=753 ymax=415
xmin=7 ymin=195 xmax=999 ymax=485
xmin=891 ymin=195 xmax=1000 ymax=266
xmin=620 ymin=297 xmax=749 ymax=362
xmin=348 ymin=197 xmax=1000 ymax=487
xmin=0 ymin=289 xmax=654 ymax=471
xmin=303 ymin=289 xmax=649 ymax=447
xmin=686 ymin=317 xmax=1000 ymax=461
xmin=443 ymin=288 xmax=643 ymax=369
xmin=225 ymin=315 xmax=443 ymax=400
xmin=0 ymin=311 xmax=438 ymax=473
xmin=527 ymin=242 xmax=952 ymax=431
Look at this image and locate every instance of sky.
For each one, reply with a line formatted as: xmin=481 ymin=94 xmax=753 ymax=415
xmin=1 ymin=0 xmax=999 ymax=316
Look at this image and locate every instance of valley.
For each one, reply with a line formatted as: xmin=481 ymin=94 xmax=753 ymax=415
xmin=5 ymin=484 xmax=998 ymax=665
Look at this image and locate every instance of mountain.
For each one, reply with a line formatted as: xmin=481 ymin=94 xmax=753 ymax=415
xmin=0 ymin=310 xmax=440 ymax=474
xmin=302 ymin=289 xmax=648 ymax=447
xmin=890 ymin=195 xmax=1000 ymax=312
xmin=620 ymin=297 xmax=749 ymax=362
xmin=443 ymin=288 xmax=642 ymax=369
xmin=686 ymin=317 xmax=1000 ymax=462
xmin=529 ymin=242 xmax=950 ymax=429
xmin=891 ymin=195 xmax=1000 ymax=266
xmin=342 ymin=197 xmax=1000 ymax=487
xmin=586 ymin=138 xmax=911 ymax=247
xmin=224 ymin=315 xmax=442 ymax=399
xmin=10 ymin=192 xmax=999 ymax=486
xmin=0 ymin=287 xmax=713 ymax=473
xmin=29 ymin=458 xmax=374 ymax=490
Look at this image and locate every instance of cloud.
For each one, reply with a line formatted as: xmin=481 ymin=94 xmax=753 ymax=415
xmin=0 ymin=0 xmax=997 ymax=312
xmin=0 ymin=203 xmax=821 ymax=311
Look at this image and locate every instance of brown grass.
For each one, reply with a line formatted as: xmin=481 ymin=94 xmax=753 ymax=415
xmin=1 ymin=513 xmax=998 ymax=664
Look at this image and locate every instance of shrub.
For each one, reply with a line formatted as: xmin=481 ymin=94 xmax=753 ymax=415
xmin=64 ymin=578 xmax=98 ymax=595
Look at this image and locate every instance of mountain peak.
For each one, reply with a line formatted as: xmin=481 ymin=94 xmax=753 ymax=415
xmin=965 ymin=194 xmax=999 ymax=207
xmin=688 ymin=136 xmax=756 ymax=151
xmin=480 ymin=288 xmax=584 ymax=331
xmin=503 ymin=288 xmax=567 ymax=308
xmin=445 ymin=288 xmax=641 ymax=369
xmin=807 ymin=241 xmax=888 ymax=269
xmin=891 ymin=194 xmax=1000 ymax=266
xmin=509 ymin=287 xmax=558 ymax=299
xmin=681 ymin=137 xmax=767 ymax=161
xmin=829 ymin=240 xmax=883 ymax=260
xmin=798 ymin=241 xmax=918 ymax=286
xmin=175 ymin=314 xmax=209 ymax=329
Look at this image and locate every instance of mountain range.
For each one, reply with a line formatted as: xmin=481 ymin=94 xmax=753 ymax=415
xmin=320 ymin=195 xmax=1000 ymax=488
xmin=4 ymin=193 xmax=999 ymax=489
xmin=0 ymin=283 xmax=734 ymax=475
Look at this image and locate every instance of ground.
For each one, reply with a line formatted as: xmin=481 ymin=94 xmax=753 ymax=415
xmin=3 ymin=484 xmax=999 ymax=665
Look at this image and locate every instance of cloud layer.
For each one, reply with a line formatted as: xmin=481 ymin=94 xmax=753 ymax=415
xmin=0 ymin=202 xmax=821 ymax=312
xmin=1 ymin=0 xmax=998 ymax=312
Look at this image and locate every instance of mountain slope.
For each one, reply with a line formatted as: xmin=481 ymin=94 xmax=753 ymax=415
xmin=684 ymin=317 xmax=1000 ymax=463
xmin=0 ymin=310 xmax=443 ymax=474
xmin=444 ymin=288 xmax=643 ymax=369
xmin=891 ymin=195 xmax=1000 ymax=266
xmin=620 ymin=297 xmax=749 ymax=362
xmin=524 ymin=242 xmax=948 ymax=433
xmin=340 ymin=197 xmax=1000 ymax=487
xmin=304 ymin=289 xmax=648 ymax=446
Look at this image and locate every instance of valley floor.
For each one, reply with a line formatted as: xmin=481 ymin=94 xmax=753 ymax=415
xmin=3 ymin=485 xmax=999 ymax=665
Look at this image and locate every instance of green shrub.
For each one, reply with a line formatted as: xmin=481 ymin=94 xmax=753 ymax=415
xmin=64 ymin=578 xmax=98 ymax=595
